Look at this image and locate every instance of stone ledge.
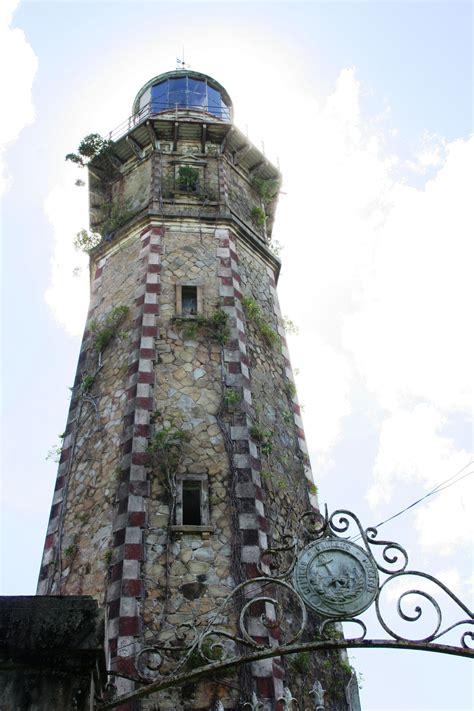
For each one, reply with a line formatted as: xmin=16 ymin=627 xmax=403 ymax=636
xmin=171 ymin=525 xmax=214 ymax=540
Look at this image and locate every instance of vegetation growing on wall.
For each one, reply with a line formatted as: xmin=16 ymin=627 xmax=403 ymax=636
xmin=66 ymin=133 xmax=114 ymax=169
xmin=100 ymin=202 xmax=139 ymax=238
xmin=74 ymin=201 xmax=139 ymax=253
xmin=249 ymin=423 xmax=273 ymax=455
xmin=71 ymin=305 xmax=131 ymax=400
xmin=223 ymin=388 xmax=241 ymax=406
xmin=146 ymin=410 xmax=191 ymax=636
xmin=241 ymin=295 xmax=278 ymax=347
xmin=250 ymin=176 xmax=280 ymax=204
xmin=251 ymin=205 xmax=266 ymax=228
xmin=88 ymin=305 xmax=130 ymax=354
xmin=147 ymin=412 xmax=190 ymax=482
xmin=173 ymin=306 xmax=230 ymax=345
xmin=177 ymin=165 xmax=200 ymax=192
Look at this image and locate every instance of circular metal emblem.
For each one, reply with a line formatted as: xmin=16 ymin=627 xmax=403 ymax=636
xmin=293 ymin=538 xmax=379 ymax=618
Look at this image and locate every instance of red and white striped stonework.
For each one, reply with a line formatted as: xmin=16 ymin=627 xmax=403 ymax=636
xmin=106 ymin=226 xmax=162 ymax=697
xmin=266 ymin=265 xmax=319 ymax=512
xmin=37 ymin=256 xmax=108 ymax=595
xmin=216 ymin=228 xmax=284 ymax=705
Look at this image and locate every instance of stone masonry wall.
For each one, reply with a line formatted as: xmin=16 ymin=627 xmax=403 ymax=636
xmin=38 ymin=110 xmax=323 ymax=708
xmin=38 ymin=233 xmax=141 ymax=599
xmin=140 ymin=223 xmax=239 ymax=709
xmin=237 ymin=241 xmax=317 ymax=535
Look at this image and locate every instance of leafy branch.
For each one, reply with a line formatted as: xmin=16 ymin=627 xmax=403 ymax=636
xmin=65 ymin=133 xmax=113 ymax=168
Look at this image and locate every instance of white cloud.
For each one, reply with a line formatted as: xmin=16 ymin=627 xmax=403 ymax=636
xmin=368 ymin=405 xmax=470 ymax=505
xmin=292 ymin=334 xmax=352 ymax=472
xmin=274 ymin=68 xmax=395 ymax=460
xmin=340 ymin=130 xmax=473 ymax=553
xmin=266 ymin=68 xmax=472 ymax=556
xmin=367 ymin=405 xmax=472 ymax=554
xmin=0 ymin=0 xmax=38 ymax=194
xmin=406 ymin=130 xmax=447 ymax=174
xmin=414 ymin=473 xmax=473 ymax=556
xmin=343 ymin=135 xmax=473 ymax=414
xmin=43 ymin=169 xmax=89 ymax=336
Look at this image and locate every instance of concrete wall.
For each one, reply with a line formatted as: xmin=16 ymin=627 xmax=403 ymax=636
xmin=0 ymin=596 xmax=105 ymax=711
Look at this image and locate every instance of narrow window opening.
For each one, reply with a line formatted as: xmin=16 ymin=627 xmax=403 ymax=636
xmin=182 ymin=482 xmax=202 ymax=525
xmin=181 ymin=286 xmax=198 ymax=316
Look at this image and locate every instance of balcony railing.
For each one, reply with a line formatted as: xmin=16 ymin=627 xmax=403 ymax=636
xmin=106 ymin=101 xmax=231 ymax=143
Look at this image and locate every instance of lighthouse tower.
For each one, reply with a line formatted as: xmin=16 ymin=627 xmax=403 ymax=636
xmin=38 ymin=70 xmax=326 ymax=709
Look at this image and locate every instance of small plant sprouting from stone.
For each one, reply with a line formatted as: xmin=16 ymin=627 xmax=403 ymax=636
xmin=282 ymin=409 xmax=293 ymax=424
xmin=100 ymin=201 xmax=139 ymax=239
xmin=88 ymin=304 xmax=130 ymax=354
xmin=103 ymin=549 xmax=113 ymax=565
xmin=286 ymin=380 xmax=297 ymax=398
xmin=289 ymin=651 xmax=311 ymax=675
xmin=113 ymin=467 xmax=122 ymax=480
xmin=308 ymin=481 xmax=318 ymax=496
xmin=177 ymin=165 xmax=200 ymax=192
xmin=241 ymin=295 xmax=259 ymax=321
xmin=147 ymin=411 xmax=190 ymax=483
xmin=224 ymin=388 xmax=241 ymax=406
xmin=338 ymin=659 xmax=354 ymax=677
xmin=251 ymin=205 xmax=266 ymax=228
xmin=241 ymin=295 xmax=278 ymax=348
xmin=249 ymin=425 xmax=273 ymax=455
xmin=81 ymin=373 xmax=96 ymax=393
xmin=174 ymin=306 xmax=229 ymax=346
xmin=63 ymin=544 xmax=76 ymax=558
xmin=211 ymin=307 xmax=230 ymax=344
xmin=250 ymin=176 xmax=280 ymax=204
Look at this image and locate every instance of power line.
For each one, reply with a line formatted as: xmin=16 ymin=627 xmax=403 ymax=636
xmin=350 ymin=459 xmax=473 ymax=541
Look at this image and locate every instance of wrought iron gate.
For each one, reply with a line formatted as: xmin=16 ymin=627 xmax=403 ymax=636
xmin=97 ymin=508 xmax=473 ymax=709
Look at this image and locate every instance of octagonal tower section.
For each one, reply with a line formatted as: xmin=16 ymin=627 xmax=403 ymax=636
xmin=38 ymin=70 xmax=323 ymax=710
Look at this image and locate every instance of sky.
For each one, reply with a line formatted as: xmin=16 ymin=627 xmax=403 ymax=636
xmin=0 ymin=0 xmax=473 ymax=709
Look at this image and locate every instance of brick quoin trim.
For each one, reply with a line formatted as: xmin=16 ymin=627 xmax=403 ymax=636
xmin=37 ymin=256 xmax=109 ymax=595
xmin=107 ymin=226 xmax=162 ymax=700
xmin=216 ymin=228 xmax=284 ymax=704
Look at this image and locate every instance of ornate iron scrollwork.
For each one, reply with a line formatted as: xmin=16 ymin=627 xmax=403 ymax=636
xmin=97 ymin=507 xmax=472 ymax=709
